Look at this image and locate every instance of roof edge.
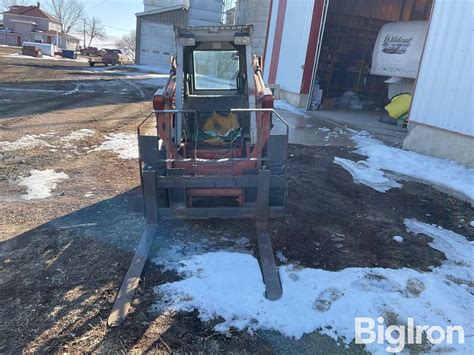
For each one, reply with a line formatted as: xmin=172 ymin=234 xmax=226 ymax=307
xmin=135 ymin=5 xmax=189 ymax=17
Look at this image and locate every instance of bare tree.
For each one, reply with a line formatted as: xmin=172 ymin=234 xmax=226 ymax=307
xmin=1 ymin=0 xmax=31 ymax=10
xmin=85 ymin=16 xmax=105 ymax=47
xmin=47 ymin=0 xmax=84 ymax=34
xmin=116 ymin=30 xmax=136 ymax=61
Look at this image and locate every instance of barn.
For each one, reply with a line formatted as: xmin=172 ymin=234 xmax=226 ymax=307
xmin=263 ymin=0 xmax=433 ymax=109
xmin=262 ymin=0 xmax=473 ymax=166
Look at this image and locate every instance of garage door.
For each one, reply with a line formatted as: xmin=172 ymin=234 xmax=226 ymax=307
xmin=139 ymin=21 xmax=175 ymax=68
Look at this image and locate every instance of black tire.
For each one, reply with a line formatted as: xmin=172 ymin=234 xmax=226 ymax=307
xmin=89 ymin=62 xmax=94 ymax=67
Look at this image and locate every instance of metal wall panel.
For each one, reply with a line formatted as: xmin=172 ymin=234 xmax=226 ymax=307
xmin=262 ymin=0 xmax=279 ymax=81
xmin=189 ymin=0 xmax=223 ymax=25
xmin=139 ymin=21 xmax=175 ymax=67
xmin=143 ymin=0 xmax=189 ymax=12
xmin=409 ymin=0 xmax=473 ymax=137
xmin=276 ymin=0 xmax=314 ymax=94
xmin=138 ymin=9 xmax=188 ymax=25
xmin=263 ymin=0 xmax=314 ymax=93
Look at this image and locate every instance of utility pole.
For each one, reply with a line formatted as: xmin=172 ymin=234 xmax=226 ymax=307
xmin=83 ymin=19 xmax=86 ymax=48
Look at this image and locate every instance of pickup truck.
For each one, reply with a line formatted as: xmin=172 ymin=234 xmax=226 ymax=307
xmin=88 ymin=49 xmax=127 ymax=67
xmin=80 ymin=47 xmax=99 ymax=56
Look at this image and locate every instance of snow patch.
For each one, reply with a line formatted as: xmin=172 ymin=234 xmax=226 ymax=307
xmin=334 ymin=157 xmax=401 ymax=192
xmin=0 ymin=134 xmax=54 ymax=152
xmin=19 ymin=169 xmax=69 ymax=200
xmin=275 ymin=251 xmax=288 ymax=263
xmin=93 ymin=133 xmax=138 ymax=159
xmin=274 ymin=100 xmax=306 ymax=116
xmin=60 ymin=129 xmax=95 ymax=142
xmin=393 ymin=235 xmax=404 ymax=243
xmin=5 ymin=52 xmax=88 ymax=62
xmin=62 ymin=85 xmax=79 ymax=96
xmin=334 ymin=132 xmax=474 ymax=201
xmin=122 ymin=64 xmax=170 ymax=74
xmin=153 ymin=220 xmax=473 ymax=354
xmin=470 ymin=221 xmax=474 ymax=227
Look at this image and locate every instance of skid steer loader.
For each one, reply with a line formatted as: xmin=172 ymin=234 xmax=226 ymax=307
xmin=108 ymin=25 xmax=289 ymax=327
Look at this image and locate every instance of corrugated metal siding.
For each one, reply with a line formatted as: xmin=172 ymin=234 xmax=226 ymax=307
xmin=144 ymin=0 xmax=189 ymax=12
xmin=235 ymin=0 xmax=271 ymax=56
xmin=138 ymin=8 xmax=188 ymax=25
xmin=409 ymin=0 xmax=473 ymax=137
xmin=188 ymin=0 xmax=223 ymax=25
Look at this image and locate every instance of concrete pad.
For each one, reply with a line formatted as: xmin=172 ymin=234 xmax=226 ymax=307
xmin=272 ymin=108 xmax=354 ymax=148
xmin=307 ymin=109 xmax=407 ymax=147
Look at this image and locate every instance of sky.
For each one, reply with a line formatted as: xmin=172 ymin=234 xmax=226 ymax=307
xmin=74 ymin=0 xmax=142 ymax=42
xmin=0 ymin=0 xmax=142 ymax=44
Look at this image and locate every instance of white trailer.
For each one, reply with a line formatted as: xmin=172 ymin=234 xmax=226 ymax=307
xmin=371 ymin=21 xmax=428 ymax=99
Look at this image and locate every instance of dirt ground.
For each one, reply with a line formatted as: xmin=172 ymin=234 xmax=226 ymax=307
xmin=0 ymin=46 xmax=473 ymax=354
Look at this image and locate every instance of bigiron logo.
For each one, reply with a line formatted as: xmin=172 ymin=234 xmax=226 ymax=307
xmin=355 ymin=316 xmax=465 ymax=353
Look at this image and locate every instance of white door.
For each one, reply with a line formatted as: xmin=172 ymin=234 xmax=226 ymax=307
xmin=139 ymin=21 xmax=175 ymax=68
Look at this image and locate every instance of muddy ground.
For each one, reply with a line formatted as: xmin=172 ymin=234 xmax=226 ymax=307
xmin=0 ymin=46 xmax=473 ymax=354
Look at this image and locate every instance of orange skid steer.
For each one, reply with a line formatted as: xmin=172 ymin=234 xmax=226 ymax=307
xmin=108 ymin=25 xmax=288 ymax=326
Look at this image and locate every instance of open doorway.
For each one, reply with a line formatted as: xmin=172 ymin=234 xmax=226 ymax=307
xmin=309 ymin=0 xmax=432 ymax=122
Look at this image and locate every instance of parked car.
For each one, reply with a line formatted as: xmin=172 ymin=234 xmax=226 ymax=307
xmin=102 ymin=49 xmax=127 ymax=63
xmin=88 ymin=49 xmax=126 ymax=67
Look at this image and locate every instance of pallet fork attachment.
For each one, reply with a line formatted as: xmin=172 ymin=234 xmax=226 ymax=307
xmin=107 ymin=225 xmax=156 ymax=327
xmin=108 ymin=169 xmax=283 ymax=327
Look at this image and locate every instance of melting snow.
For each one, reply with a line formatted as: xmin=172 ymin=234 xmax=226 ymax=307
xmin=275 ymin=251 xmax=288 ymax=263
xmin=153 ymin=219 xmax=473 ymax=354
xmin=274 ymin=100 xmax=307 ymax=116
xmin=19 ymin=169 xmax=69 ymax=200
xmin=334 ymin=157 xmax=401 ymax=192
xmin=393 ymin=235 xmax=404 ymax=243
xmin=0 ymin=133 xmax=55 ymax=152
xmin=93 ymin=133 xmax=138 ymax=159
xmin=334 ymin=132 xmax=474 ymax=202
xmin=60 ymin=129 xmax=95 ymax=145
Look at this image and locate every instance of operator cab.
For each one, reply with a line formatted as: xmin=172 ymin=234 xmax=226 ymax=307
xmin=175 ymin=26 xmax=254 ymax=158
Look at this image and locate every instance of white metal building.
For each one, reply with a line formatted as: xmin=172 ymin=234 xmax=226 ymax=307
xmin=403 ymin=0 xmax=474 ymax=167
xmin=233 ymin=0 xmax=271 ymax=56
xmin=263 ymin=0 xmax=433 ymax=108
xmin=135 ymin=0 xmax=223 ymax=67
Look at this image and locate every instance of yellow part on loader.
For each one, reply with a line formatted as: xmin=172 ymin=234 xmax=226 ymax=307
xmin=385 ymin=93 xmax=412 ymax=119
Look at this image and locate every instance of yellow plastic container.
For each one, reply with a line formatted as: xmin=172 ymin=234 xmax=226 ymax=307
xmin=385 ymin=94 xmax=412 ymax=119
